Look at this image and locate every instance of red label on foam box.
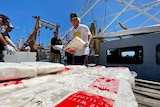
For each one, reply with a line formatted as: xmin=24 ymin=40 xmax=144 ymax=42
xmin=59 ymin=67 xmax=72 ymax=72
xmin=0 ymin=80 xmax=23 ymax=87
xmin=55 ymin=91 xmax=114 ymax=107
xmin=89 ymin=77 xmax=119 ymax=94
xmin=65 ymin=48 xmax=76 ymax=54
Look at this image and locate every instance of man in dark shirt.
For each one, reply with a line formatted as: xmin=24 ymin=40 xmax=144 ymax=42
xmin=49 ymin=31 xmax=62 ymax=63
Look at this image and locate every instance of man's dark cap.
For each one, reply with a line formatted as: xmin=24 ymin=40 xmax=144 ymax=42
xmin=0 ymin=14 xmax=14 ymax=28
xmin=54 ymin=31 xmax=58 ymax=34
xmin=0 ymin=14 xmax=10 ymax=23
xmin=24 ymin=42 xmax=29 ymax=46
xmin=70 ymin=13 xmax=78 ymax=20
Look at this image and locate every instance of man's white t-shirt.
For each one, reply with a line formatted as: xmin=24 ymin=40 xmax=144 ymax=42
xmin=70 ymin=24 xmax=91 ymax=56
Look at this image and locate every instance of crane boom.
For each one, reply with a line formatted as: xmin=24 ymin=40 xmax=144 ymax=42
xmin=24 ymin=16 xmax=60 ymax=52
xmin=26 ymin=16 xmax=41 ymax=52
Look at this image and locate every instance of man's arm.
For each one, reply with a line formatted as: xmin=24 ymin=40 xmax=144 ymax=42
xmin=4 ymin=36 xmax=18 ymax=51
xmin=0 ymin=33 xmax=16 ymax=54
xmin=0 ymin=33 xmax=7 ymax=46
xmin=51 ymin=38 xmax=56 ymax=49
xmin=85 ymin=25 xmax=92 ymax=44
xmin=88 ymin=34 xmax=92 ymax=43
xmin=83 ymin=25 xmax=92 ymax=48
xmin=84 ymin=34 xmax=92 ymax=48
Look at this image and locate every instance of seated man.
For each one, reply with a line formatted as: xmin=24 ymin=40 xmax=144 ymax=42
xmin=22 ymin=43 xmax=31 ymax=52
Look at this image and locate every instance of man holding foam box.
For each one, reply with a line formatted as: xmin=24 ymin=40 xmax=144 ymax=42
xmin=69 ymin=13 xmax=92 ymax=66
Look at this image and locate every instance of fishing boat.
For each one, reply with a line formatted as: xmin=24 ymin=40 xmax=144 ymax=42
xmin=77 ymin=1 xmax=160 ymax=106
xmin=61 ymin=0 xmax=160 ymax=81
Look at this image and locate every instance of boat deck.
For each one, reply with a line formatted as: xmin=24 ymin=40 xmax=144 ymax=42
xmin=133 ymin=79 xmax=160 ymax=107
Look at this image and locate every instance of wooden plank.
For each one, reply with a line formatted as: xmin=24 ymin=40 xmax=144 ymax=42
xmin=136 ymin=82 xmax=160 ymax=90
xmin=133 ymin=89 xmax=160 ymax=100
xmin=136 ymin=79 xmax=160 ymax=86
xmin=138 ymin=104 xmax=150 ymax=107
xmin=134 ymin=93 xmax=160 ymax=107
xmin=134 ymin=79 xmax=160 ymax=107
xmin=133 ymin=85 xmax=160 ymax=95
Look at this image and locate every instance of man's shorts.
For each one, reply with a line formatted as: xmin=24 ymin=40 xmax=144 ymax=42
xmin=74 ymin=55 xmax=87 ymax=65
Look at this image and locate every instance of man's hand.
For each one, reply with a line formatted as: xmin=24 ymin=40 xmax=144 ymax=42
xmin=52 ymin=45 xmax=56 ymax=50
xmin=13 ymin=46 xmax=19 ymax=51
xmin=84 ymin=42 xmax=89 ymax=48
xmin=4 ymin=45 xmax=16 ymax=55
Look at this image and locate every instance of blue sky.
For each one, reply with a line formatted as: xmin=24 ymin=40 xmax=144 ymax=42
xmin=0 ymin=0 xmax=160 ymax=47
xmin=0 ymin=0 xmax=85 ymax=47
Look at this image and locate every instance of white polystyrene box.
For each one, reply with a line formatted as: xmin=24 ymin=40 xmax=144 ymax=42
xmin=0 ymin=62 xmax=37 ymax=81
xmin=0 ymin=81 xmax=138 ymax=107
xmin=64 ymin=37 xmax=86 ymax=54
xmin=60 ymin=66 xmax=135 ymax=86
xmin=54 ymin=45 xmax=64 ymax=50
xmin=3 ymin=51 xmax=37 ymax=63
xmin=21 ymin=62 xmax=65 ymax=75
xmin=0 ymin=74 xmax=62 ymax=96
